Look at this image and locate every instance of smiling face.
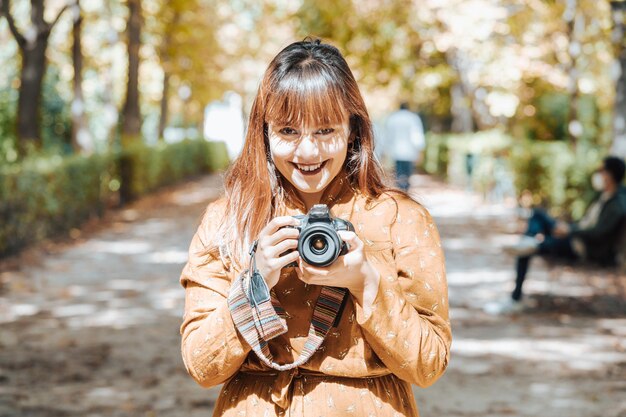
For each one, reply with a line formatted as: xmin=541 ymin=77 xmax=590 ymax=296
xmin=261 ymin=49 xmax=359 ymax=208
xmin=268 ymin=116 xmax=350 ymax=205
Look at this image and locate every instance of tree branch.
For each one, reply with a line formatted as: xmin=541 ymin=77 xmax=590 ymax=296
xmin=46 ymin=0 xmax=74 ymax=32
xmin=0 ymin=0 xmax=26 ymax=48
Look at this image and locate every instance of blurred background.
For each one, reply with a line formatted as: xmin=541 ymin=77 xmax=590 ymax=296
xmin=1 ymin=0 xmax=626 ymax=229
xmin=0 ymin=0 xmax=625 ymax=416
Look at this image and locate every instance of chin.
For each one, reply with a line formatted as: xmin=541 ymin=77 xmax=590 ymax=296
xmin=293 ymin=182 xmax=326 ymax=195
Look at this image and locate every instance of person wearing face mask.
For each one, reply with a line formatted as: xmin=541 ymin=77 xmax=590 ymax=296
xmin=178 ymin=39 xmax=451 ymax=416
xmin=486 ymin=156 xmax=626 ymax=315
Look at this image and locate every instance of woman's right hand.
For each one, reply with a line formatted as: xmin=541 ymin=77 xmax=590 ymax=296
xmin=254 ymin=216 xmax=301 ymax=288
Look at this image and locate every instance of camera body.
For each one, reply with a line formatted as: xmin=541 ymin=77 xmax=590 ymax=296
xmin=284 ymin=204 xmax=355 ymax=267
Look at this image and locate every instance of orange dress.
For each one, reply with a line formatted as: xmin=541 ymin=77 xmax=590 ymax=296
xmin=179 ymin=175 xmax=451 ymax=416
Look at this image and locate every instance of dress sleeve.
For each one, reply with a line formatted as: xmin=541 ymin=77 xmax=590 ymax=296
xmin=180 ymin=201 xmax=251 ymax=387
xmin=354 ymin=198 xmax=451 ymax=387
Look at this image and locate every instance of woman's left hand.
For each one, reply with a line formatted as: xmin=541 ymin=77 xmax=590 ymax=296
xmin=296 ymin=231 xmax=380 ymax=308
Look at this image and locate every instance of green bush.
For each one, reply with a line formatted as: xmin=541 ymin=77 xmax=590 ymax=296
xmin=0 ymin=139 xmax=230 ymax=257
xmin=425 ymin=131 xmax=602 ymax=219
xmin=0 ymin=153 xmax=116 ymax=256
xmin=118 ymin=139 xmax=229 ymax=202
xmin=509 ymin=141 xmax=601 ymax=220
xmin=424 ymin=130 xmax=513 ymax=194
xmin=423 ymin=133 xmax=450 ymax=178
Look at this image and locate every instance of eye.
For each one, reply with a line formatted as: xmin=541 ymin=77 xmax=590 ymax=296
xmin=278 ymin=127 xmax=299 ymax=136
xmin=316 ymin=128 xmax=335 ymax=135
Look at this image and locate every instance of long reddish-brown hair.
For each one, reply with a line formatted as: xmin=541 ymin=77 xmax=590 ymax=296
xmin=207 ymin=38 xmax=409 ymax=270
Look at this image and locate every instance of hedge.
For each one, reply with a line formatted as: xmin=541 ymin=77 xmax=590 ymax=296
xmin=423 ymin=130 xmax=603 ymax=220
xmin=0 ymin=139 xmax=229 ymax=257
xmin=509 ymin=140 xmax=602 ymax=219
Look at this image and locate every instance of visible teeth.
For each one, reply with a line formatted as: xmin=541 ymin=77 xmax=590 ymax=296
xmin=296 ymin=162 xmax=322 ymax=172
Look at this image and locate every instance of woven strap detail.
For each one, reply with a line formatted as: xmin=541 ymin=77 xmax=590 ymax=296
xmin=228 ymin=271 xmax=347 ymax=371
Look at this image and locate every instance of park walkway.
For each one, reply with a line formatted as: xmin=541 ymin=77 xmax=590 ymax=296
xmin=0 ymin=173 xmax=624 ymax=417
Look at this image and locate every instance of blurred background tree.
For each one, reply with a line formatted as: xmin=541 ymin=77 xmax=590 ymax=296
xmin=0 ymin=0 xmax=620 ymax=155
xmin=0 ymin=0 xmax=624 ymax=254
xmin=1 ymin=0 xmax=72 ymax=155
xmin=120 ymin=0 xmax=142 ymax=146
xmin=0 ymin=0 xmax=623 ymax=211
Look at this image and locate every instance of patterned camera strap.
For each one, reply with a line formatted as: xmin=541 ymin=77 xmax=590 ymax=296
xmin=227 ymin=270 xmax=347 ymax=371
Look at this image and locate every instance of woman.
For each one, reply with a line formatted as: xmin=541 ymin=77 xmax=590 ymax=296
xmin=180 ymin=39 xmax=451 ymax=417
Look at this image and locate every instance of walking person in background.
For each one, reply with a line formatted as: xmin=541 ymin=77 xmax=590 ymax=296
xmin=486 ymin=156 xmax=626 ymax=315
xmin=383 ymin=102 xmax=426 ymax=192
xmin=179 ymin=39 xmax=451 ymax=416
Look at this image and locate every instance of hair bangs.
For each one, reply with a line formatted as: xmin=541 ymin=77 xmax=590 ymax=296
xmin=265 ymin=68 xmax=348 ymax=128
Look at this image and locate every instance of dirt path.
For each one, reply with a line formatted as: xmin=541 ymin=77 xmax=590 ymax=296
xmin=411 ymin=175 xmax=625 ymax=417
xmin=0 ymin=174 xmax=624 ymax=417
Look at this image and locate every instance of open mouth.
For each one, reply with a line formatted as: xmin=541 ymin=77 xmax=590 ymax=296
xmin=291 ymin=160 xmax=328 ymax=176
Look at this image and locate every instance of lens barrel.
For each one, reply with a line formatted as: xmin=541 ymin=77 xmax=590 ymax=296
xmin=298 ymin=224 xmax=342 ymax=267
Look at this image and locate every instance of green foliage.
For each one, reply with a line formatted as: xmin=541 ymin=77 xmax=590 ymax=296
xmin=41 ymin=66 xmax=72 ymax=153
xmin=118 ymin=139 xmax=229 ymax=201
xmin=0 ymin=78 xmax=18 ymax=164
xmin=0 ymin=65 xmax=71 ymax=160
xmin=425 ymin=131 xmax=602 ymax=219
xmin=424 ymin=130 xmax=512 ymax=184
xmin=0 ymin=139 xmax=230 ymax=257
xmin=423 ymin=133 xmax=450 ymax=178
xmin=533 ymin=93 xmax=569 ymax=140
xmin=509 ymin=141 xmax=602 ymax=220
xmin=516 ymin=89 xmax=601 ymax=144
xmin=0 ymin=153 xmax=116 ymax=256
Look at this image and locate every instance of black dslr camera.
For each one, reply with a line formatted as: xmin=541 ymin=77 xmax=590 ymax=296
xmin=284 ymin=204 xmax=355 ymax=267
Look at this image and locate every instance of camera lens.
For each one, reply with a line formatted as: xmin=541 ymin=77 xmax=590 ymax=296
xmin=299 ymin=226 xmax=340 ymax=267
xmin=309 ymin=235 xmax=328 ymax=255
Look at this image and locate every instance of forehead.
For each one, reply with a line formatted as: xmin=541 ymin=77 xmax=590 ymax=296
xmin=265 ymin=71 xmax=349 ymax=127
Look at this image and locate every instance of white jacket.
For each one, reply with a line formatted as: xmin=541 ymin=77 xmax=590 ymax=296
xmin=382 ymin=109 xmax=425 ymax=162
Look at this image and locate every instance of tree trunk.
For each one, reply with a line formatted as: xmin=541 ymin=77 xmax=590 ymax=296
xmin=446 ymin=49 xmax=478 ymax=133
xmin=157 ymin=9 xmax=179 ymax=142
xmin=2 ymin=0 xmax=71 ymax=155
xmin=158 ymin=72 xmax=169 ymax=141
xmin=71 ymin=0 xmax=92 ymax=153
xmin=564 ymin=4 xmax=581 ymax=147
xmin=17 ymin=40 xmax=47 ymax=153
xmin=611 ymin=1 xmax=626 ymax=157
xmin=611 ymin=46 xmax=626 ymax=157
xmin=450 ymin=83 xmax=475 ymax=133
xmin=100 ymin=0 xmax=119 ymax=149
xmin=121 ymin=0 xmax=142 ymax=143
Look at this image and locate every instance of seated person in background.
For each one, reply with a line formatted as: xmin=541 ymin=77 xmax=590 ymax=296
xmin=485 ymin=156 xmax=626 ymax=315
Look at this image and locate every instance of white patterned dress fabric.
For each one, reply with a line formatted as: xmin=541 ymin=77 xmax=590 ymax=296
xmin=179 ymin=174 xmax=451 ymax=416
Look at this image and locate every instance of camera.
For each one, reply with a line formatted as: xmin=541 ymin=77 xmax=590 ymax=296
xmin=283 ymin=204 xmax=355 ymax=267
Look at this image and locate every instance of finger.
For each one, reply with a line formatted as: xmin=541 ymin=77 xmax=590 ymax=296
xmin=337 ymin=230 xmax=363 ymax=253
xmin=259 ymin=216 xmax=300 ymax=238
xmin=300 ymin=263 xmax=331 ymax=277
xmin=269 ymin=238 xmax=299 ymax=258
xmin=297 ymin=264 xmax=315 ymax=284
xmin=297 ymin=267 xmax=332 ymax=285
xmin=275 ymin=249 xmax=300 ymax=270
xmin=266 ymin=226 xmax=300 ymax=247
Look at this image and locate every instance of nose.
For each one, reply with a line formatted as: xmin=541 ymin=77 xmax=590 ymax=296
xmin=295 ymin=133 xmax=320 ymax=160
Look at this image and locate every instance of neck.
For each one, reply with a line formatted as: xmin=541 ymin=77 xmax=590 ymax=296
xmin=299 ymin=191 xmax=323 ymax=211
xmin=605 ymin=181 xmax=618 ymax=195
